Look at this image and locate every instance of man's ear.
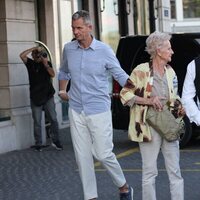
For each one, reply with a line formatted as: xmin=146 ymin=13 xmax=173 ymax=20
xmin=88 ymin=24 xmax=92 ymax=31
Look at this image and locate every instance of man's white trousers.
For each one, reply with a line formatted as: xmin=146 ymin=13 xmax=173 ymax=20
xmin=69 ymin=108 xmax=126 ymax=200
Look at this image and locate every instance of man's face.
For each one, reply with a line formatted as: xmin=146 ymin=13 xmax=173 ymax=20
xmin=71 ymin=18 xmax=92 ymax=42
xmin=31 ymin=52 xmax=41 ymax=63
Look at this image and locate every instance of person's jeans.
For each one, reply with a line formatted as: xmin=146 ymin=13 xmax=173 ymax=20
xmin=31 ymin=97 xmax=59 ymax=146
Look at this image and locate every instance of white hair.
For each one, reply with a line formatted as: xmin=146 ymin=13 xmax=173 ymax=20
xmin=145 ymin=31 xmax=172 ymax=59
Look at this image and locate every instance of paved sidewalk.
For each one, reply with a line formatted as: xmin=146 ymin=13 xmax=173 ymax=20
xmin=0 ymin=128 xmax=81 ymax=200
xmin=0 ymin=128 xmax=135 ymax=200
xmin=0 ymin=128 xmax=200 ymax=200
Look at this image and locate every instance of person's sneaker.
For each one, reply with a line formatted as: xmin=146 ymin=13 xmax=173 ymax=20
xmin=52 ymin=141 xmax=63 ymax=151
xmin=119 ymin=186 xmax=134 ymax=200
xmin=34 ymin=145 xmax=42 ymax=152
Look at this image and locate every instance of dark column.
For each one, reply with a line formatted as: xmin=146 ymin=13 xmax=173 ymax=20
xmin=148 ymin=0 xmax=156 ymax=33
xmin=118 ymin=0 xmax=129 ymax=36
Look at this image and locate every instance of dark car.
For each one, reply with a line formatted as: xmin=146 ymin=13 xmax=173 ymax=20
xmin=112 ymin=33 xmax=200 ymax=148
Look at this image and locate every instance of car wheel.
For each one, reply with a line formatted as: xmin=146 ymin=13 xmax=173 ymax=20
xmin=179 ymin=115 xmax=192 ymax=148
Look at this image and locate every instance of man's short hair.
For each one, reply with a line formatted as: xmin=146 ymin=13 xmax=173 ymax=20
xmin=72 ymin=10 xmax=92 ymax=25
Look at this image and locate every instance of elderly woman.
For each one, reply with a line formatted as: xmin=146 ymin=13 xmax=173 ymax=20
xmin=120 ymin=31 xmax=185 ymax=200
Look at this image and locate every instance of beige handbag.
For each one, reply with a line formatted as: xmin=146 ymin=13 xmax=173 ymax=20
xmin=146 ymin=105 xmax=184 ymax=142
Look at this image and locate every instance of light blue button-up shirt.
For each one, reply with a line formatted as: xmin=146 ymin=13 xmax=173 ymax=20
xmin=58 ymin=38 xmax=129 ymax=115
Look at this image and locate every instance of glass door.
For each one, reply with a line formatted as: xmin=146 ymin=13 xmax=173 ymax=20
xmin=100 ymin=0 xmax=120 ymax=52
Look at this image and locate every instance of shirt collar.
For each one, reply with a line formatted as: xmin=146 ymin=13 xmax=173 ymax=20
xmin=76 ymin=36 xmax=96 ymax=50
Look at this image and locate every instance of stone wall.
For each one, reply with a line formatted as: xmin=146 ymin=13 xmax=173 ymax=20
xmin=0 ymin=0 xmax=36 ymax=153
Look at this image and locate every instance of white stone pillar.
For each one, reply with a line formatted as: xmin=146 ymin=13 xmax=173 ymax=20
xmin=156 ymin=0 xmax=171 ymax=32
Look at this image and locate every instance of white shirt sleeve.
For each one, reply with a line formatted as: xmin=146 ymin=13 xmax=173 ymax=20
xmin=182 ymin=60 xmax=200 ymax=125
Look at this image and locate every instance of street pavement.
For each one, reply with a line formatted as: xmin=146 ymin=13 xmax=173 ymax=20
xmin=0 ymin=128 xmax=200 ymax=200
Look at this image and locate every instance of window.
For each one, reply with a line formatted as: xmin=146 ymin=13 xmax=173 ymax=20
xmin=183 ymin=0 xmax=200 ymax=18
xmin=100 ymin=0 xmax=120 ymax=52
xmin=170 ymin=0 xmax=176 ymax=19
xmin=100 ymin=0 xmax=120 ymax=94
xmin=0 ymin=109 xmax=10 ymax=122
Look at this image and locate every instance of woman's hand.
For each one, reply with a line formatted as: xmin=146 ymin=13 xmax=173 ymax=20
xmin=178 ymin=107 xmax=186 ymax=117
xmin=149 ymin=96 xmax=166 ymax=110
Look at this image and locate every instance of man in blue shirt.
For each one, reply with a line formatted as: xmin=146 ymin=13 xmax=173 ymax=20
xmin=58 ymin=10 xmax=133 ymax=200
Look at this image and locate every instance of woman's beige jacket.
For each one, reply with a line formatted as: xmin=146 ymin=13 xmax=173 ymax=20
xmin=120 ymin=62 xmax=180 ymax=142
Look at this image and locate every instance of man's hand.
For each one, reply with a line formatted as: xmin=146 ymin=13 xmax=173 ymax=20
xmin=58 ymin=90 xmax=69 ymax=101
xmin=41 ymin=56 xmax=49 ymax=66
xmin=19 ymin=46 xmax=38 ymax=63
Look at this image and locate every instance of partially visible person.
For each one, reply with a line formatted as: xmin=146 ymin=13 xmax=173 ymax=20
xmin=58 ymin=10 xmax=133 ymax=200
xmin=182 ymin=56 xmax=200 ymax=125
xmin=19 ymin=47 xmax=63 ymax=152
xmin=120 ymin=31 xmax=185 ymax=200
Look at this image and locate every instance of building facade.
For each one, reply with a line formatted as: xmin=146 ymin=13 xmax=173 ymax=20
xmin=170 ymin=0 xmax=200 ymax=33
xmin=0 ymin=0 xmax=199 ymax=154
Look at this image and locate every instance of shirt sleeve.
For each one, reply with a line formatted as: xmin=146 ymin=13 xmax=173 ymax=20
xmin=105 ymin=46 xmax=129 ymax=87
xmin=181 ymin=60 xmax=200 ymax=125
xmin=58 ymin=44 xmax=71 ymax=81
